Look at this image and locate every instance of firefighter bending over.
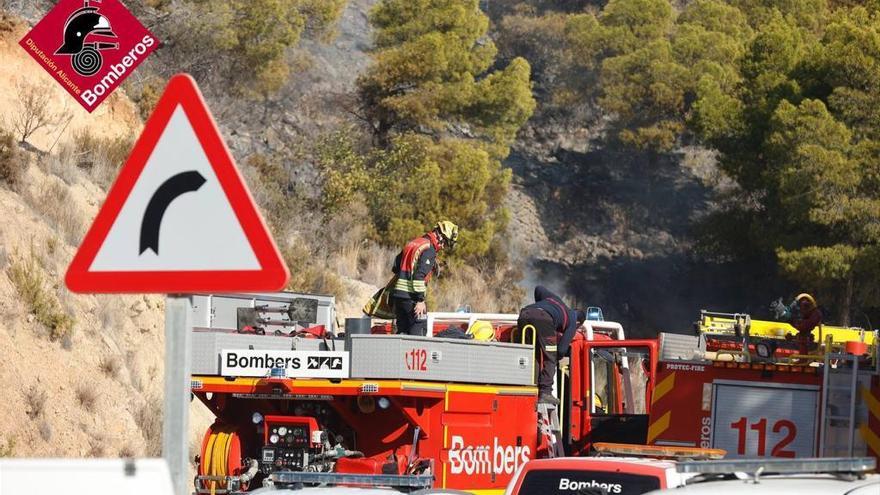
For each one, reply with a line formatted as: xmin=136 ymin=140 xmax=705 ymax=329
xmin=389 ymin=221 xmax=459 ymax=336
xmin=518 ymin=286 xmax=585 ymax=405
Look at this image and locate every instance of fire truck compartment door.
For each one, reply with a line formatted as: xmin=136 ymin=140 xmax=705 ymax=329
xmin=710 ymin=380 xmax=819 ymax=458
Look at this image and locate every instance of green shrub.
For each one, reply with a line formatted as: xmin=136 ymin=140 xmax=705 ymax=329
xmin=7 ymin=252 xmax=75 ymax=341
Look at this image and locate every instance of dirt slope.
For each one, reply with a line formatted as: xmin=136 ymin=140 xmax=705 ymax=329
xmin=0 ymin=16 xmax=213 ymax=461
xmin=0 ymin=6 xmax=377 ymax=465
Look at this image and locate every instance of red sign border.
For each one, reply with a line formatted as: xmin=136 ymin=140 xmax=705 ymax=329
xmin=65 ymin=74 xmax=290 ymax=293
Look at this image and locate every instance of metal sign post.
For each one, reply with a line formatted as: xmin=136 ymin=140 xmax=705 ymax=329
xmin=163 ymin=295 xmax=193 ymax=495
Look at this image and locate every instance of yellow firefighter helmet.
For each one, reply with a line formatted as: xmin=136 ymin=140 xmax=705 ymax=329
xmin=435 ymin=220 xmax=459 ymax=250
xmin=796 ymin=293 xmax=817 ymax=310
xmin=467 ymin=320 xmax=495 ymax=341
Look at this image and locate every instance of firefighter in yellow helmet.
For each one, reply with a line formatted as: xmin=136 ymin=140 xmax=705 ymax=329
xmin=390 ymin=221 xmax=459 ymax=335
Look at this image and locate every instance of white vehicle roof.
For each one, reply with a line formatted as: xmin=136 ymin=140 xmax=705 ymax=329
xmin=644 ymin=473 xmax=880 ymax=495
xmin=505 ymin=456 xmax=695 ymax=495
xmin=0 ymin=458 xmax=173 ymax=495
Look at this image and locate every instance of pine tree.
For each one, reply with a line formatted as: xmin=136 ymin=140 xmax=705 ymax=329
xmin=327 ymin=0 xmax=535 ymax=258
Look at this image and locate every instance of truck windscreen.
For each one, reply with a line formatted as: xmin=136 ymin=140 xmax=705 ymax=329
xmin=517 ymin=469 xmax=661 ymax=495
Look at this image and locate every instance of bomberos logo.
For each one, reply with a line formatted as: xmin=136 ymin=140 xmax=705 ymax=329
xmin=20 ymin=0 xmax=160 ymax=112
xmin=558 ymin=478 xmax=623 ymax=494
xmin=448 ymin=435 xmax=530 ymax=476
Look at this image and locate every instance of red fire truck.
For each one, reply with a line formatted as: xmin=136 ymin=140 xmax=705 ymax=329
xmin=188 ymin=295 xmax=879 ymax=494
xmin=189 ymin=296 xmax=661 ymax=494
xmin=646 ymin=311 xmax=880 ymax=463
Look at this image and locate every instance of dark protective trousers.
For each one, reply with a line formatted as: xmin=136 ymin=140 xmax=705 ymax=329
xmin=393 ymin=298 xmax=427 ymax=336
xmin=518 ymin=307 xmax=558 ymax=395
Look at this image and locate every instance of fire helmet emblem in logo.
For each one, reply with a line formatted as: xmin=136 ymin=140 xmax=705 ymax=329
xmin=54 ymin=0 xmax=118 ymax=76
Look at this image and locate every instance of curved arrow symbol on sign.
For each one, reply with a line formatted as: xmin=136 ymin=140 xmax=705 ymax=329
xmin=139 ymin=170 xmax=206 ymax=255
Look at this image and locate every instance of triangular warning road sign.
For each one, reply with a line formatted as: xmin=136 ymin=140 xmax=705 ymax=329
xmin=66 ymin=74 xmax=290 ymax=293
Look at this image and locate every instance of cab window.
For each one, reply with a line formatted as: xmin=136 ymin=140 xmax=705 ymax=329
xmin=590 ymin=347 xmax=651 ymax=415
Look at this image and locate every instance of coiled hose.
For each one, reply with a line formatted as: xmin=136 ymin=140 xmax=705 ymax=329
xmin=202 ymin=426 xmax=235 ymax=495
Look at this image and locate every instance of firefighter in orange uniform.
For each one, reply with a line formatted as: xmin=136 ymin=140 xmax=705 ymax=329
xmin=390 ymin=221 xmax=459 ymax=336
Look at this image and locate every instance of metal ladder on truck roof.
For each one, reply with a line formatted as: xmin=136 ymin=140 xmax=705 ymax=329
xmin=819 ymin=352 xmax=864 ymax=457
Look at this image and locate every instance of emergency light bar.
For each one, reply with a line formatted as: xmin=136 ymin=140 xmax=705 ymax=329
xmin=676 ymin=457 xmax=876 ymax=475
xmin=593 ymin=442 xmax=726 ymax=460
xmin=269 ymin=471 xmax=435 ymax=488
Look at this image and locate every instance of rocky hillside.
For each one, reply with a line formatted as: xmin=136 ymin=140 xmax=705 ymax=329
xmin=505 ymin=113 xmax=805 ymax=335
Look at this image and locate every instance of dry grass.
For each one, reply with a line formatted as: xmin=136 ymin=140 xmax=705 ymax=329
xmin=0 ymin=437 xmax=15 ymax=457
xmin=134 ymin=398 xmax=163 ymax=456
xmin=358 ymin=243 xmax=395 ymax=287
xmin=118 ymin=443 xmax=138 ymax=458
xmin=283 ymin=242 xmax=348 ymax=299
xmin=87 ymin=433 xmax=110 ymax=457
xmin=41 ymin=144 xmax=80 ymax=185
xmin=45 ymin=236 xmax=59 ymax=256
xmin=434 ymin=264 xmax=526 ymax=313
xmin=70 ymin=129 xmax=135 ymax=188
xmin=24 ymin=385 xmax=47 ymax=419
xmin=99 ymin=355 xmax=121 ymax=378
xmin=75 ymin=383 xmax=99 ymax=412
xmin=7 ymin=251 xmax=75 ymax=341
xmin=333 ymin=245 xmax=361 ymax=279
xmin=0 ymin=129 xmax=24 ymax=191
xmin=26 ymin=179 xmax=85 ymax=245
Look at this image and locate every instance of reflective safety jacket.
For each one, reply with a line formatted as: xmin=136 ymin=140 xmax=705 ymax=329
xmin=390 ymin=232 xmax=441 ymax=302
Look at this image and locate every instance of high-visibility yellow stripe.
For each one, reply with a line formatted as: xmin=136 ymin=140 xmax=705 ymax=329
xmin=447 ymin=384 xmax=537 ymax=395
xmin=859 ymin=423 xmax=880 ymax=456
xmin=394 ymin=278 xmax=427 ymax=293
xmin=647 ymin=410 xmax=671 ymax=444
xmin=651 ymin=372 xmax=676 ymax=405
xmin=862 ymin=385 xmax=880 ymax=421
